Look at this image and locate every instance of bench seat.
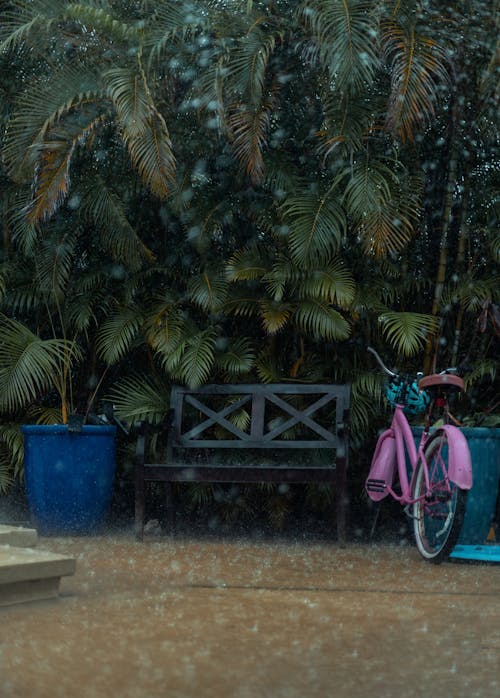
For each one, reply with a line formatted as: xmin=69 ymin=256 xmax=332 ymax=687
xmin=135 ymin=383 xmax=350 ymax=543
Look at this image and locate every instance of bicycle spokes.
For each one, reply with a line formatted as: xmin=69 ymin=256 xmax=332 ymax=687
xmin=412 ymin=430 xmax=467 ymax=563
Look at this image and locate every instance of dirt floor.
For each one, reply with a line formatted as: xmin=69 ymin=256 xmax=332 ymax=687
xmin=1 ymin=532 xmax=499 ymax=698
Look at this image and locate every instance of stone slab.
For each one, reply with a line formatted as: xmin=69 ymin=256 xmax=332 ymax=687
xmin=0 ymin=524 xmax=38 ymax=548
xmin=0 ymin=545 xmax=76 ymax=606
xmin=0 ymin=577 xmax=63 ymax=606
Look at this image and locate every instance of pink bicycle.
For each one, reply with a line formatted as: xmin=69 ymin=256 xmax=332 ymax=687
xmin=365 ymin=347 xmax=473 ymax=563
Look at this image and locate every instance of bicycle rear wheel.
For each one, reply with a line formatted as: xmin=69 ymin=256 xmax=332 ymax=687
xmin=412 ymin=430 xmax=467 ymax=563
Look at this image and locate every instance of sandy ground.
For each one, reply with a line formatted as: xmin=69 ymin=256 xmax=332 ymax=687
xmin=1 ymin=533 xmax=499 ymax=698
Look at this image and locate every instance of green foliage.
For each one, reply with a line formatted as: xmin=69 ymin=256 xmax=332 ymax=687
xmin=0 ymin=0 xmax=498 ymax=511
xmin=0 ymin=315 xmax=82 ymax=413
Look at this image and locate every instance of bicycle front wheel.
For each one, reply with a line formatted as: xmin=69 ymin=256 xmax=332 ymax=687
xmin=412 ymin=430 xmax=467 ymax=563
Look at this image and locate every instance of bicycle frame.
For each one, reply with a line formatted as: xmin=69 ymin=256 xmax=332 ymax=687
xmin=386 ymin=404 xmax=425 ymax=504
xmin=366 ymin=404 xmax=472 ymax=505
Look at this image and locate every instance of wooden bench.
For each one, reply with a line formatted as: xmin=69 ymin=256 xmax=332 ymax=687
xmin=135 ymin=383 xmax=350 ymax=543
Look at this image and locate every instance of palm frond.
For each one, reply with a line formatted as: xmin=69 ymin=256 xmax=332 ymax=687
xmin=33 ymin=227 xmax=78 ymax=298
xmin=27 ymin=112 xmax=108 ymax=225
xmin=0 ymin=1 xmax=67 ymax=54
xmin=229 ymin=102 xmax=272 ymax=183
xmin=96 ymin=306 xmax=144 ymax=365
xmin=81 ymin=178 xmax=155 ymax=265
xmin=491 ymin=233 xmax=500 ymax=263
xmin=318 ymin=89 xmax=376 ymax=160
xmin=297 ymin=260 xmax=355 ymax=308
xmin=299 ymin=0 xmax=380 ymax=94
xmin=0 ymin=315 xmax=82 ymax=412
xmin=226 ymin=245 xmax=270 ymax=281
xmin=5 ymin=189 xmax=40 ymax=255
xmin=3 ymin=64 xmax=103 ymax=180
xmin=293 ymin=300 xmax=351 ymax=341
xmin=441 ymin=274 xmax=500 ymax=312
xmin=144 ymin=298 xmax=187 ymax=357
xmin=0 ymin=424 xmax=24 ymax=488
xmin=378 ymin=311 xmax=440 ymax=356
xmin=281 ymin=190 xmax=346 ymax=266
xmin=343 ymin=160 xmax=422 ymax=256
xmin=146 ymin=0 xmax=208 ymax=64
xmin=464 ymin=360 xmax=497 ymax=390
xmin=178 ymin=328 xmax=217 ymax=387
xmin=108 ymin=373 xmax=170 ymax=424
xmin=383 ymin=21 xmax=450 ymax=142
xmin=259 ymin=300 xmax=293 ymax=334
xmin=125 ymin=108 xmax=176 ymax=198
xmin=222 ymin=25 xmax=277 ymax=103
xmin=215 ymin=337 xmax=256 ymax=376
xmin=63 ymin=3 xmax=142 ymax=44
xmin=104 ymin=65 xmax=153 ymax=140
xmin=188 ymin=269 xmax=229 ymax=312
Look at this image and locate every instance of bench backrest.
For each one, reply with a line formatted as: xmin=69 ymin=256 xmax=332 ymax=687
xmin=168 ymin=384 xmax=350 ymax=454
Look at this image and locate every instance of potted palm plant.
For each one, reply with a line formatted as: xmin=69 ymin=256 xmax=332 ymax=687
xmin=0 ymin=314 xmax=117 ymax=535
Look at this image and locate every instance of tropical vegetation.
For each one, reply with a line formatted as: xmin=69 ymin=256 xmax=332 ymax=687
xmin=0 ymin=0 xmax=498 ymax=528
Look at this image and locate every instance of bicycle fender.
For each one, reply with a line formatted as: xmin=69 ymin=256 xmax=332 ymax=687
xmin=438 ymin=425 xmax=473 ymax=490
xmin=365 ymin=429 xmax=396 ymax=501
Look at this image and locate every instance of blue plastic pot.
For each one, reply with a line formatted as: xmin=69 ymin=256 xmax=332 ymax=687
xmin=456 ymin=427 xmax=500 ymax=545
xmin=22 ymin=424 xmax=116 ymax=535
xmin=413 ymin=427 xmax=500 ymax=546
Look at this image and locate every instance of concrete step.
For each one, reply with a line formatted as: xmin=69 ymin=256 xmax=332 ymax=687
xmin=0 ymin=526 xmax=76 ymax=607
xmin=0 ymin=524 xmax=38 ymax=548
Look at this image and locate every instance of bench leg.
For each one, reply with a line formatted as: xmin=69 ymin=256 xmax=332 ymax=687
xmin=165 ymin=482 xmax=175 ymax=532
xmin=135 ymin=473 xmax=145 ymax=542
xmin=336 ymin=458 xmax=348 ymax=547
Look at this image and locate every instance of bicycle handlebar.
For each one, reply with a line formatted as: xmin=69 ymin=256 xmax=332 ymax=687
xmin=367 ymin=346 xmax=460 ymax=380
xmin=367 ymin=346 xmax=398 ymax=378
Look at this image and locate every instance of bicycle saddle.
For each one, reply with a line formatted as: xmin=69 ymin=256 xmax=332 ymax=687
xmin=418 ymin=373 xmax=465 ymax=392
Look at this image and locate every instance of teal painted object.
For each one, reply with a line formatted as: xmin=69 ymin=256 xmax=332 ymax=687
xmin=22 ymin=424 xmax=116 ymax=535
xmin=457 ymin=427 xmax=500 ymax=545
xmin=450 ymin=545 xmax=500 ymax=562
xmin=412 ymin=427 xmax=500 ymax=548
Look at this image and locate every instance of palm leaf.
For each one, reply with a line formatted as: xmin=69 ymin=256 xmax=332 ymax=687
xmin=298 ymin=260 xmax=355 ymax=308
xmin=293 ymin=300 xmax=351 ymax=341
xmin=259 ymin=300 xmax=293 ymax=334
xmin=281 ymin=190 xmax=346 ymax=265
xmin=0 ymin=315 xmax=82 ymax=412
xmin=0 ymin=424 xmax=24 ymax=489
xmin=378 ymin=311 xmax=440 ymax=356
xmin=147 ymin=0 xmax=208 ymax=64
xmin=226 ymin=245 xmax=270 ymax=281
xmin=222 ymin=25 xmax=277 ymax=103
xmin=27 ymin=113 xmax=107 ymax=225
xmin=0 ymin=0 xmax=67 ymax=54
xmin=343 ymin=160 xmax=422 ymax=256
xmin=178 ymin=328 xmax=217 ymax=387
xmin=229 ymin=102 xmax=272 ymax=183
xmin=144 ymin=297 xmax=188 ymax=357
xmin=318 ymin=89 xmax=376 ymax=160
xmin=215 ymin=337 xmax=256 ymax=376
xmin=299 ymin=0 xmax=380 ymax=94
xmin=33 ymin=227 xmax=78 ymax=298
xmin=63 ymin=3 xmax=142 ymax=44
xmin=108 ymin=374 xmax=170 ymax=424
xmin=188 ymin=269 xmax=229 ymax=312
xmin=3 ymin=64 xmax=103 ymax=180
xmin=383 ymin=21 xmax=450 ymax=142
xmin=104 ymin=66 xmax=153 ymax=140
xmin=80 ymin=178 xmax=155 ymax=265
xmin=96 ymin=306 xmax=144 ymax=365
xmin=126 ymin=109 xmax=176 ymax=198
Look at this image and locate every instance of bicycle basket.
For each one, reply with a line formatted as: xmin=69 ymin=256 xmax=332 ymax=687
xmin=385 ymin=380 xmax=430 ymax=415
